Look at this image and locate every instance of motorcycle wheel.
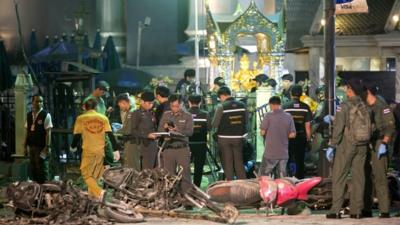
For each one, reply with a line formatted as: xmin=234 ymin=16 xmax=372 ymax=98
xmin=286 ymin=201 xmax=311 ymax=215
xmin=220 ymin=203 xmax=239 ymax=224
xmin=105 ymin=207 xmax=144 ymax=223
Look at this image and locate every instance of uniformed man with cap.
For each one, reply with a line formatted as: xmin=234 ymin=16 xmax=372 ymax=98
xmin=188 ymin=94 xmax=211 ymax=187
xmin=124 ymin=91 xmax=158 ymax=170
xmin=117 ymin=93 xmax=139 ymax=170
xmin=155 ymin=86 xmax=171 ymax=126
xmin=283 ymin=84 xmax=312 ymax=179
xmin=280 ymin=74 xmax=294 ymax=104
xmin=212 ymin=86 xmax=247 ymax=180
xmin=214 ymin=77 xmax=226 ymax=89
xmin=325 ymin=79 xmax=370 ymax=219
xmin=208 ymin=77 xmax=226 ymax=115
xmin=251 ymin=74 xmax=277 ymax=92
xmin=362 ymin=84 xmax=395 ymax=218
xmin=158 ymin=94 xmax=194 ymax=191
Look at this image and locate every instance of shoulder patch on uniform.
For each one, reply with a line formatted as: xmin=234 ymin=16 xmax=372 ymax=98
xmin=294 ymin=103 xmax=300 ymax=108
xmin=383 ymin=108 xmax=391 ymax=114
xmin=336 ymin=106 xmax=342 ymax=112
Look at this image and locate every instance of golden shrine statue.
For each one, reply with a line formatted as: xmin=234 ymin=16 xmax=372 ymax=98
xmin=298 ymin=80 xmax=318 ymax=113
xmin=252 ymin=62 xmax=263 ymax=77
xmin=231 ymin=54 xmax=259 ymax=92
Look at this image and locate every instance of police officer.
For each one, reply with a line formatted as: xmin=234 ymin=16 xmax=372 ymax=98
xmin=116 ymin=93 xmax=136 ymax=125
xmin=326 ymin=79 xmax=369 ymax=219
xmin=117 ymin=93 xmax=139 ymax=170
xmin=155 ymin=86 xmax=171 ymax=126
xmin=126 ymin=91 xmax=158 ymax=170
xmin=283 ymin=85 xmax=312 ymax=179
xmin=363 ymin=84 xmax=395 ymax=218
xmin=252 ymin=74 xmax=277 ymax=90
xmin=280 ymin=74 xmax=294 ymax=104
xmin=158 ymin=94 xmax=194 ymax=191
xmin=212 ymin=86 xmax=247 ymax=180
xmin=208 ymin=77 xmax=226 ymax=114
xmin=188 ymin=94 xmax=210 ymax=187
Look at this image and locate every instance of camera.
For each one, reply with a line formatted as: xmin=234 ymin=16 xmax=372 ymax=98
xmin=167 ymin=121 xmax=175 ymax=128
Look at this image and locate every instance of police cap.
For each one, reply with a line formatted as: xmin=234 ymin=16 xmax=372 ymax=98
xmin=281 ymin=74 xmax=294 ymax=81
xmin=96 ymin=80 xmax=110 ymax=91
xmin=253 ymin=74 xmax=269 ymax=83
xmin=141 ymin=91 xmax=155 ymax=102
xmin=290 ymin=84 xmax=303 ymax=97
xmin=364 ymin=82 xmax=378 ymax=96
xmin=347 ymin=78 xmax=364 ymax=96
xmin=266 ymin=78 xmax=277 ymax=88
xmin=214 ymin=77 xmax=226 ymax=86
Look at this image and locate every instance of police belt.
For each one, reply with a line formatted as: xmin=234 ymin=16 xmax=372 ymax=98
xmin=165 ymin=142 xmax=189 ymax=149
xmin=217 ymin=133 xmax=248 ymax=139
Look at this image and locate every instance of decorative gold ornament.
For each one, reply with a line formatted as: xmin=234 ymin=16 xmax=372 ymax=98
xmin=206 ymin=0 xmax=286 ymax=89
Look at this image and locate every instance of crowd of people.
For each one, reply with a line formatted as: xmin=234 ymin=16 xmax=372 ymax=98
xmin=22 ymin=69 xmax=400 ymax=217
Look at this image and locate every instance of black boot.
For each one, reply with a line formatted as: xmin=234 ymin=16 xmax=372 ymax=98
xmin=326 ymin=213 xmax=341 ymax=219
xmin=379 ymin=213 xmax=390 ymax=218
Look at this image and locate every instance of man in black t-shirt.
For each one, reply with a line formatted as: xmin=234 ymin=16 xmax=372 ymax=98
xmin=283 ymin=85 xmax=312 ymax=179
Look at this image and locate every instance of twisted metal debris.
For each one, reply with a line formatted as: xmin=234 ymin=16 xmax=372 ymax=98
xmin=2 ymin=181 xmax=110 ymax=225
xmin=103 ymin=167 xmax=185 ymax=210
xmin=103 ymin=167 xmax=238 ymax=223
xmin=2 ymin=167 xmax=239 ymax=224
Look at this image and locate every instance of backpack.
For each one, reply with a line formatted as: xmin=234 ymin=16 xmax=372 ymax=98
xmin=345 ymin=101 xmax=372 ymax=145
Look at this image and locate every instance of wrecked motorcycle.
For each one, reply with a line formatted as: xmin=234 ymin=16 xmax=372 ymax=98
xmin=5 ymin=181 xmax=110 ymax=224
xmin=102 ymin=131 xmax=239 ymax=223
xmin=206 ymin=176 xmax=323 ymax=215
xmin=102 ymin=166 xmax=238 ymax=223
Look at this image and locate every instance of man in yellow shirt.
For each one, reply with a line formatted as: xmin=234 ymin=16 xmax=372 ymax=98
xmin=70 ymin=98 xmax=120 ymax=200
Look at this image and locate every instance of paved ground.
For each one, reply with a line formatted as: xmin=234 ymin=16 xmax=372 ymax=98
xmin=1 ymin=206 xmax=399 ymax=225
xmin=123 ymin=213 xmax=400 ymax=225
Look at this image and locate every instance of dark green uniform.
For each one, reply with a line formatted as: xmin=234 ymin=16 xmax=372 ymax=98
xmin=329 ymin=96 xmax=369 ymax=215
xmin=364 ymin=96 xmax=395 ymax=214
xmin=127 ymin=108 xmax=158 ymax=170
xmin=159 ymin=110 xmax=193 ymax=192
xmin=280 ymin=88 xmax=291 ymax=105
xmin=119 ymin=106 xmax=139 ymax=170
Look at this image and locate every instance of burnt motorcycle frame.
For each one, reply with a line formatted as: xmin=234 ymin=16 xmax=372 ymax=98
xmin=102 ymin=131 xmax=239 ymax=224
